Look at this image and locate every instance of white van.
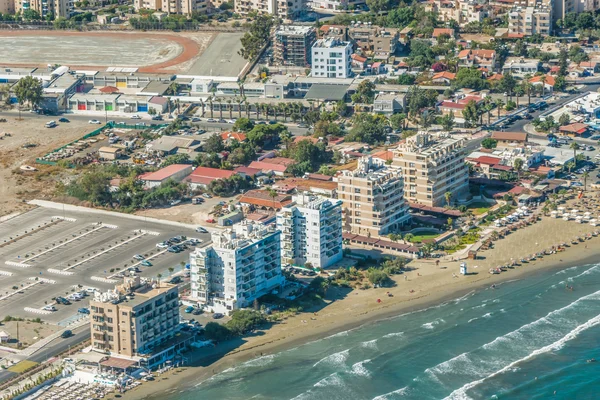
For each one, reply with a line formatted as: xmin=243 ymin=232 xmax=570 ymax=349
xmin=45 ymin=121 xmax=57 ymax=128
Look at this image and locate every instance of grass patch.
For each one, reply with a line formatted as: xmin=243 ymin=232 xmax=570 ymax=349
xmin=467 ymin=201 xmax=493 ymax=216
xmin=410 ymin=232 xmax=440 ymax=243
xmin=8 ymin=360 xmax=38 ymax=373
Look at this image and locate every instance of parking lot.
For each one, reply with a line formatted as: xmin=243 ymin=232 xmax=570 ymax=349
xmin=0 ymin=207 xmax=209 ymax=325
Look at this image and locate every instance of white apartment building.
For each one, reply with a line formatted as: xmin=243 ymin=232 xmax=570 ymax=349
xmin=235 ymin=0 xmax=305 ymax=17
xmin=14 ymin=0 xmax=73 ymax=18
xmin=311 ymin=38 xmax=353 ymax=79
xmin=393 ymin=132 xmax=469 ymax=207
xmin=310 ymin=0 xmax=365 ymax=11
xmin=508 ymin=2 xmax=552 ymax=36
xmin=134 ymin=0 xmax=207 ymax=15
xmin=189 ymin=221 xmax=283 ymax=315
xmin=338 ymin=156 xmax=411 ymax=238
xmin=277 ymin=194 xmax=343 ymax=269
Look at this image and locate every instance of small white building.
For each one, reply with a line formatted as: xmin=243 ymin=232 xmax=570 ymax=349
xmin=311 ymin=38 xmax=353 ymax=79
xmin=189 ymin=221 xmax=283 ymax=315
xmin=277 ymin=194 xmax=343 ymax=270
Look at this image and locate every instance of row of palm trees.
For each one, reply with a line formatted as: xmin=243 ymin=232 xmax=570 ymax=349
xmin=198 ymin=96 xmax=312 ymax=122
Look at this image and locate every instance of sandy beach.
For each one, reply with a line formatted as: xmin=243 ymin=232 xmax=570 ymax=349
xmin=114 ymin=210 xmax=600 ymax=400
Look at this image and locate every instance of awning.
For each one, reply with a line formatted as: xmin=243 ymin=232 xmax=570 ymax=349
xmin=100 ymin=357 xmax=137 ymax=369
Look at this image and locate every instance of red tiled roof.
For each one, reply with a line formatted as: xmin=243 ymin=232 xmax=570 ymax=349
xmin=234 ymin=166 xmax=262 ymax=176
xmin=371 ymin=150 xmax=394 ymax=161
xmin=351 ymin=54 xmax=368 ymax=63
xmin=432 ymin=71 xmax=456 ymax=80
xmin=487 ymin=73 xmax=503 ymax=81
xmin=433 ymin=28 xmax=454 ymax=37
xmin=294 ymin=136 xmax=319 ymax=144
xmin=473 ymin=156 xmax=502 ymax=166
xmin=220 ymin=132 xmax=247 ymax=142
xmin=307 ymin=173 xmax=333 ymax=181
xmin=239 ymin=189 xmax=293 ymax=209
xmin=559 ymin=123 xmax=588 ymax=134
xmin=140 ymin=164 xmax=191 ymax=182
xmin=492 ymin=164 xmax=513 ymax=171
xmin=507 ymin=33 xmax=525 ymax=39
xmin=529 ymin=75 xmax=556 ymax=86
xmin=260 ymin=157 xmax=296 ymax=167
xmin=190 ymin=167 xmax=235 ymax=180
xmin=99 ymin=86 xmax=119 ymax=94
xmin=440 ymin=101 xmax=467 ymax=110
xmin=248 ymin=161 xmax=288 ymax=173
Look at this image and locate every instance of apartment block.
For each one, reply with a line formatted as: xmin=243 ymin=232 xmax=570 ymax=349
xmin=338 ymin=156 xmax=410 ymax=238
xmin=508 ymin=2 xmax=552 ymax=36
xmin=348 ymin=25 xmax=399 ymax=60
xmin=553 ymin=0 xmax=599 ymax=21
xmin=14 ymin=0 xmax=74 ymax=18
xmin=393 ymin=133 xmax=469 ymax=207
xmin=134 ymin=0 xmax=207 ymax=15
xmin=457 ymin=49 xmax=496 ymax=71
xmin=310 ymin=0 xmax=365 ymax=10
xmin=0 ymin=0 xmax=14 ymax=13
xmin=189 ymin=221 xmax=283 ymax=315
xmin=235 ymin=0 xmax=306 ymax=17
xmin=274 ymin=25 xmax=317 ymax=67
xmin=89 ymin=276 xmax=179 ymax=358
xmin=426 ymin=0 xmax=490 ymax=24
xmin=277 ymin=194 xmax=343 ymax=269
xmin=311 ymin=38 xmax=353 ymax=79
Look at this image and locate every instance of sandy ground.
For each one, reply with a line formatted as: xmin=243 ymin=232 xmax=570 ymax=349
xmin=135 ymin=195 xmax=241 ymax=225
xmin=0 ymin=114 xmax=92 ymax=217
xmin=0 ymin=320 xmax=61 ymax=349
xmin=117 ymin=205 xmax=600 ymax=400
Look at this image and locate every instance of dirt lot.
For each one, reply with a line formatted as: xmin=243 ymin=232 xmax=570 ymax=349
xmin=0 ymin=113 xmax=90 ymax=217
xmin=136 ymin=195 xmax=240 ymax=225
xmin=0 ymin=320 xmax=61 ymax=348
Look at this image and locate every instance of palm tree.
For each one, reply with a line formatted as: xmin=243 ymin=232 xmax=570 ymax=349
xmin=267 ymin=188 xmax=278 ymax=210
xmin=272 ymin=104 xmax=278 ymax=121
xmin=237 ymin=98 xmax=243 ymax=118
xmin=254 ymin=102 xmax=260 ymax=119
xmin=522 ymin=80 xmax=533 ymax=107
xmin=199 ymin=99 xmax=205 ymax=117
xmin=495 ymin=98 xmax=505 ymax=118
xmin=244 ymin=99 xmax=250 ymax=118
xmin=514 ymin=86 xmax=524 ymax=108
xmin=168 ymin=267 xmax=174 ymax=276
xmin=282 ymin=104 xmax=289 ymax=121
xmin=420 ymin=112 xmax=435 ymax=131
xmin=570 ymin=142 xmax=579 ymax=167
xmin=227 ymin=99 xmax=233 ymax=119
xmin=582 ymin=171 xmax=589 ymax=190
xmin=217 ymin=98 xmax=224 ymax=119
xmin=444 ymin=191 xmax=452 ymax=207
xmin=208 ymin=98 xmax=214 ymax=118
xmin=156 ymin=273 xmax=162 ymax=282
xmin=514 ymin=157 xmax=524 ymax=179
xmin=540 ymin=75 xmax=547 ymax=97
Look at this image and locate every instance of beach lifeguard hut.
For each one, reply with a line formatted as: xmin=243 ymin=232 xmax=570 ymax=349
xmin=460 ymin=262 xmax=468 ymax=275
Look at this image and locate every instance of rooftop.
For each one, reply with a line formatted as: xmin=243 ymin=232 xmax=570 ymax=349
xmin=397 ymin=132 xmax=464 ymax=157
xmin=313 ymin=38 xmax=352 ymax=49
xmin=139 ymin=164 xmax=192 ymax=181
xmin=210 ymin=220 xmax=279 ymax=250
xmin=276 ymin=25 xmax=315 ymax=36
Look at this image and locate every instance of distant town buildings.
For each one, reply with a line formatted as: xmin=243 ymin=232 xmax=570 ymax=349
xmin=189 ymin=221 xmax=283 ymax=315
xmin=393 ymin=133 xmax=469 ymax=207
xmin=235 ymin=0 xmax=305 ymax=17
xmin=347 ymin=25 xmax=399 ymax=60
xmin=133 ymin=0 xmax=208 ymax=15
xmin=310 ymin=0 xmax=365 ymax=11
xmin=508 ymin=1 xmax=552 ymax=36
xmin=425 ymin=0 xmax=491 ymax=25
xmin=14 ymin=0 xmax=73 ymax=18
xmin=338 ymin=156 xmax=410 ymax=237
xmin=90 ymin=276 xmax=180 ymax=359
xmin=274 ymin=25 xmax=317 ymax=67
xmin=0 ymin=0 xmax=14 ymax=14
xmin=277 ymin=194 xmax=343 ymax=269
xmin=311 ymin=38 xmax=353 ymax=78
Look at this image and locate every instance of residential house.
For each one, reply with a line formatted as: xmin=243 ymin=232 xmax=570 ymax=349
xmin=502 ymin=57 xmax=540 ymax=77
xmin=431 ymin=71 xmax=456 ymax=84
xmin=431 ymin=28 xmax=455 ymax=44
xmin=457 ymin=49 xmax=497 ymax=71
xmin=529 ymin=74 xmax=555 ymax=93
xmin=239 ymin=189 xmax=293 ymax=210
xmin=490 ymin=131 xmax=529 ymax=148
xmin=185 ymin=167 xmax=235 ymax=189
xmin=138 ymin=164 xmax=193 ymax=188
xmin=373 ymin=93 xmax=406 ymax=115
xmin=559 ymin=122 xmax=589 ymax=137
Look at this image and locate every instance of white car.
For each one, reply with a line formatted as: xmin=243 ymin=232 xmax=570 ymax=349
xmin=207 ymin=118 xmax=217 ymax=123
xmin=88 ymin=119 xmax=101 ymax=124
xmin=227 ymin=119 xmax=236 ymax=124
xmin=43 ymin=305 xmax=57 ymax=311
xmin=131 ymin=114 xmax=141 ymax=119
xmin=156 ymin=242 xmax=169 ymax=249
xmin=196 ymin=227 xmax=208 ymax=233
xmin=133 ymin=254 xmax=145 ymax=261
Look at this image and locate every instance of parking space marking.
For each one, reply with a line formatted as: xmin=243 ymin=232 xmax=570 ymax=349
xmin=24 ymin=307 xmax=53 ymax=315
xmin=28 ymin=277 xmax=56 ymax=284
xmin=23 ymin=223 xmax=107 ymax=263
xmin=51 ymin=216 xmax=77 ymax=222
xmin=0 ymin=280 xmax=42 ymax=301
xmin=4 ymin=261 xmax=31 ymax=268
xmin=47 ymin=269 xmax=74 ymax=276
xmin=0 ymin=217 xmax=67 ymax=249
xmin=0 ymin=270 xmax=13 ymax=276
xmin=61 ymin=230 xmax=147 ymax=272
xmin=90 ymin=276 xmax=119 ymax=284
xmin=140 ymin=229 xmax=160 ymax=236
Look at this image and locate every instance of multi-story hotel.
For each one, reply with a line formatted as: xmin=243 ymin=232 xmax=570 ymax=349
xmin=89 ymin=276 xmax=180 ymax=358
xmin=277 ymin=194 xmax=343 ymax=269
xmin=393 ymin=132 xmax=469 ymax=207
xmin=189 ymin=221 xmax=283 ymax=315
xmin=338 ymin=156 xmax=410 ymax=238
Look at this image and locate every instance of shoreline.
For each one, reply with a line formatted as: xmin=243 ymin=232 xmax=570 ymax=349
xmin=120 ymin=218 xmax=600 ymax=400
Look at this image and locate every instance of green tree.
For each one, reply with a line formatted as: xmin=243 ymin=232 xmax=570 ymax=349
xmin=462 ymin=100 xmax=479 ymax=127
xmin=233 ymin=117 xmax=255 ymax=132
xmin=444 ymin=191 xmax=452 ymax=207
xmin=570 ymin=142 xmax=579 ymax=167
xmin=161 ymin=153 xmax=190 ymax=167
xmin=366 ymin=268 xmax=390 ymax=286
xmin=440 ymin=112 xmax=455 ymax=132
xmin=559 ymin=113 xmax=570 ymax=126
xmin=14 ymin=76 xmax=43 ymax=117
xmin=204 ymin=322 xmax=232 ymax=341
xmin=514 ymin=157 xmax=524 ymax=179
xmin=351 ymin=80 xmax=376 ymax=104
xmin=481 ymin=138 xmax=498 ymax=149
xmin=239 ymin=15 xmax=273 ymax=60
xmin=558 ymin=48 xmax=568 ymax=77
xmin=204 ymin=133 xmax=225 ymax=153
xmin=309 ymin=276 xmax=330 ymax=296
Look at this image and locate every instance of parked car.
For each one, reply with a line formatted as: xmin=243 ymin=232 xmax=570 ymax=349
xmin=151 ymin=115 xmax=163 ymax=121
xmin=56 ymin=297 xmax=71 ymax=305
xmin=156 ymin=242 xmax=169 ymax=249
xmin=196 ymin=227 xmax=208 ymax=233
xmin=131 ymin=114 xmax=141 ymax=119
xmin=78 ymin=308 xmax=90 ymax=314
xmin=218 ymin=119 xmax=226 ymax=123
xmin=202 ymin=193 xmax=212 ymax=199
xmin=207 ymin=118 xmax=217 ymax=122
xmin=170 ymin=276 xmax=182 ymax=284
xmin=88 ymin=119 xmax=101 ymax=124
xmin=212 ymin=313 xmax=224 ymax=319
xmin=43 ymin=305 xmax=57 ymax=312
xmin=59 ymin=117 xmax=70 ymax=123
xmin=297 ymin=123 xmax=307 ymax=128
xmin=61 ymin=330 xmax=73 ymax=338
xmin=170 ymin=199 xmax=181 ymax=206
xmin=169 ymin=237 xmax=181 ymax=243
xmin=192 ymin=308 xmax=203 ymax=315
xmin=133 ymin=254 xmax=145 ymax=261
xmin=192 ymin=117 xmax=202 ymax=122
xmin=167 ymin=246 xmax=179 ymax=253
xmin=185 ymin=306 xmax=195 ymax=313
xmin=268 ymin=120 xmax=277 ymax=125
xmin=141 ymin=260 xmax=152 ymax=267
xmin=227 ymin=119 xmax=236 ymax=124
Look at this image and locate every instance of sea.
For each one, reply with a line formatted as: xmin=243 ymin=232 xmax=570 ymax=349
xmin=166 ymin=262 xmax=600 ymax=400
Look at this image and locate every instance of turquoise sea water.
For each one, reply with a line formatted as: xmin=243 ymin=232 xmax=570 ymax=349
xmin=166 ymin=262 xmax=600 ymax=400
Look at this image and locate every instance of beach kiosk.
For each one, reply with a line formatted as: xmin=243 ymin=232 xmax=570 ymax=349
xmin=460 ymin=262 xmax=468 ymax=275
